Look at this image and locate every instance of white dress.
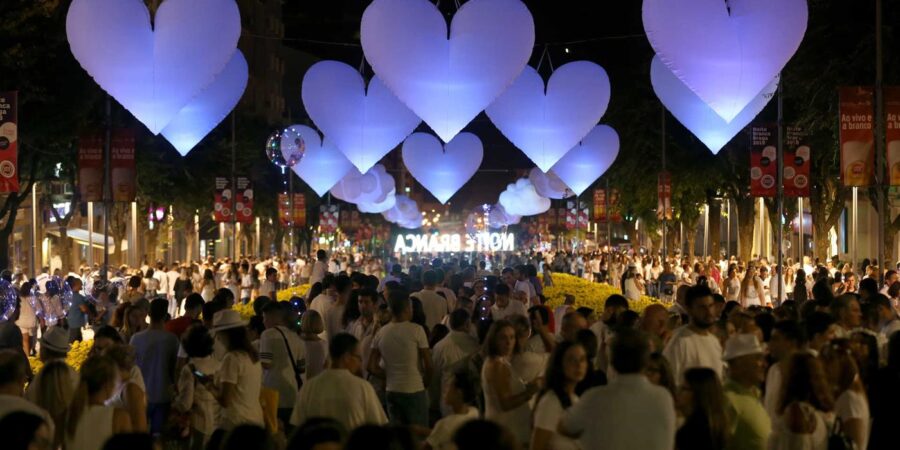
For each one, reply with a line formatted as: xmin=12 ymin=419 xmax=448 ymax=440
xmin=742 ymin=278 xmax=762 ymax=306
xmin=65 ymin=404 xmax=114 ymax=450
xmin=769 ymin=402 xmax=830 ymax=450
xmin=482 ymin=357 xmax=532 ymax=445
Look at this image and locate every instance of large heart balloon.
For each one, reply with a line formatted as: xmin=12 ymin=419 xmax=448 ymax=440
xmin=361 ymin=0 xmax=534 ymax=143
xmin=643 ymin=0 xmax=806 ymax=122
xmin=529 ymin=167 xmax=572 ymax=200
xmin=486 ymin=62 xmax=611 ymax=172
xmin=289 ymin=125 xmax=355 ymax=197
xmin=161 ymin=51 xmax=248 ymax=155
xmin=66 ymin=0 xmax=241 ymax=134
xmin=651 ymin=56 xmax=778 ymax=154
xmin=551 ymin=125 xmax=620 ymax=197
xmin=302 ymin=61 xmax=421 ymax=173
xmin=401 ymin=132 xmax=483 ymax=204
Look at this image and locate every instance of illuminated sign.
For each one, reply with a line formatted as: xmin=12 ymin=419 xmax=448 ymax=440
xmin=393 ymin=232 xmax=514 ymax=254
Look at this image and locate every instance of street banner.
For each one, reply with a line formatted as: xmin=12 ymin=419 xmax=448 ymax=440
xmin=278 ymin=193 xmax=305 ymax=227
xmin=110 ymin=130 xmax=136 ymax=201
xmin=609 ymin=189 xmax=623 ymax=222
xmin=750 ymin=124 xmax=777 ymax=197
xmin=0 ymin=92 xmax=18 ymax=192
xmin=78 ymin=133 xmax=104 ymax=201
xmin=887 ymin=87 xmax=900 ymax=185
xmin=593 ymin=188 xmax=607 ymax=221
xmin=839 ymin=87 xmax=874 ymax=187
xmin=234 ymin=177 xmax=253 ymax=223
xmin=577 ymin=208 xmax=589 ymax=230
xmin=214 ymin=177 xmax=232 ymax=222
xmin=557 ymin=207 xmax=567 ymax=229
xmin=657 ymin=172 xmax=673 ymax=220
xmin=784 ymin=127 xmax=811 ymax=197
xmin=319 ymin=205 xmax=339 ymax=233
xmin=565 ymin=201 xmax=575 ymax=230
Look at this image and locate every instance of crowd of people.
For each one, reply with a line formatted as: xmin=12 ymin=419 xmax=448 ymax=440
xmin=1 ymin=248 xmax=900 ymax=450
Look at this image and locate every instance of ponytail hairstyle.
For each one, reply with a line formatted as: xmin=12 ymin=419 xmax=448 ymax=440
xmin=31 ymin=360 xmax=76 ymax=447
xmin=66 ymin=355 xmax=118 ymax=438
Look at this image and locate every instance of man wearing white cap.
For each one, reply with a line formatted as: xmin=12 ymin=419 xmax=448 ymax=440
xmin=722 ymin=333 xmax=771 ymax=450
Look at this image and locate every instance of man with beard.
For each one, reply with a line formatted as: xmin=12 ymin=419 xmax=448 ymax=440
xmin=662 ymin=285 xmax=724 ymax=387
xmin=589 ymin=294 xmax=629 ymax=374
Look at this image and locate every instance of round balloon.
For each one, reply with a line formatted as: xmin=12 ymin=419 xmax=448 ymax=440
xmin=265 ymin=129 xmax=288 ymax=167
xmin=36 ymin=276 xmax=73 ymax=327
xmin=281 ymin=126 xmax=307 ymax=166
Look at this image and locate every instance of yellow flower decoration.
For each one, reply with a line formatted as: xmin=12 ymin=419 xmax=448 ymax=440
xmin=543 ymin=273 xmax=663 ymax=315
xmin=235 ymin=284 xmax=310 ymax=320
xmin=30 ymin=339 xmax=94 ymax=376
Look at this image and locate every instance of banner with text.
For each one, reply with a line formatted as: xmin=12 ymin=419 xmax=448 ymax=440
xmin=784 ymin=127 xmax=811 ymax=197
xmin=593 ymin=189 xmax=607 ymax=222
xmin=214 ymin=177 xmax=232 ymax=222
xmin=111 ymin=130 xmax=136 ymax=202
xmin=234 ymin=177 xmax=253 ymax=223
xmin=0 ymin=92 xmax=18 ymax=192
xmin=278 ymin=193 xmax=306 ymax=227
xmin=609 ymin=189 xmax=622 ymax=222
xmin=78 ymin=134 xmax=104 ymax=202
xmin=839 ymin=87 xmax=874 ymax=187
xmin=319 ymin=205 xmax=339 ymax=233
xmin=750 ymin=124 xmax=777 ymax=197
xmin=657 ymin=172 xmax=672 ymax=220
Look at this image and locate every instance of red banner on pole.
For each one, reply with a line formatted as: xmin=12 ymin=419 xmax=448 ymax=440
xmin=593 ymin=189 xmax=607 ymax=222
xmin=839 ymin=87 xmax=875 ymax=187
xmin=278 ymin=193 xmax=305 ymax=227
xmin=609 ymin=189 xmax=622 ymax=223
xmin=78 ymin=133 xmax=104 ymax=202
xmin=657 ymin=172 xmax=672 ymax=220
xmin=750 ymin=124 xmax=777 ymax=197
xmin=0 ymin=91 xmax=19 ymax=193
xmin=234 ymin=177 xmax=253 ymax=223
xmin=319 ymin=205 xmax=339 ymax=233
xmin=214 ymin=177 xmax=232 ymax=222
xmin=887 ymin=87 xmax=900 ymax=186
xmin=784 ymin=127 xmax=810 ymax=197
xmin=110 ymin=130 xmax=136 ymax=202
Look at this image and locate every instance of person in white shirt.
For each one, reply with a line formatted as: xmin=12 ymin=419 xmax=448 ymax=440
xmin=424 ymin=369 xmax=480 ymax=450
xmin=368 ymin=291 xmax=433 ymax=427
xmin=589 ymin=295 xmax=629 ymax=373
xmin=259 ymin=302 xmax=306 ymax=427
xmin=309 ymin=250 xmax=329 ymax=288
xmin=431 ymin=309 xmax=479 ymax=417
xmin=764 ymin=320 xmax=804 ymax=426
xmin=290 ymin=333 xmax=387 ymax=431
xmin=769 ymin=265 xmax=788 ymax=306
xmin=345 ymin=289 xmax=379 ymax=378
xmin=559 ymin=328 xmax=676 ymax=450
xmin=513 ymin=265 xmax=538 ymax=306
xmin=412 ymin=270 xmax=449 ymax=331
xmin=321 ymin=275 xmax=352 ymax=342
xmin=259 ymin=268 xmax=278 ymax=300
xmin=172 ymin=324 xmax=221 ymax=448
xmin=203 ymin=310 xmax=264 ymax=430
xmin=490 ymin=284 xmax=528 ymax=321
xmin=238 ymin=262 xmax=253 ymax=304
xmin=758 ymin=265 xmax=773 ymax=305
xmin=662 ymin=285 xmax=724 ymax=386
xmin=532 ymin=341 xmax=588 ymax=450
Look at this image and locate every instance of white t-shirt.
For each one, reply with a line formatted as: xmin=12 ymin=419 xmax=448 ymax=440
xmin=240 ymin=274 xmax=253 ymax=299
xmin=561 ymin=374 xmax=675 ymax=450
xmin=260 ymin=280 xmax=278 ymax=298
xmin=425 ymin=407 xmax=479 ymax=450
xmin=259 ymin=326 xmax=306 ymax=408
xmin=217 ymin=351 xmax=264 ymax=429
xmin=289 ymin=368 xmax=388 ymax=431
xmin=662 ymin=325 xmax=724 ymax=386
xmin=514 ymin=279 xmax=537 ymax=305
xmin=372 ymin=321 xmax=429 ymax=393
xmin=534 ymin=393 xmax=580 ymax=450
xmin=412 ymin=289 xmax=449 ymax=330
xmin=491 ymin=300 xmax=528 ymax=321
xmin=835 ymin=389 xmax=870 ymax=450
xmin=309 ymin=293 xmax=334 ymax=340
xmin=310 ymin=261 xmax=328 ymax=286
xmin=764 ymin=361 xmax=784 ymax=427
xmin=302 ymin=338 xmax=328 ymax=380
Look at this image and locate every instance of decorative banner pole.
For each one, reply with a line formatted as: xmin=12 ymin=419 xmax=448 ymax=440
xmin=661 ymin=104 xmax=667 ymax=260
xmin=102 ymin=95 xmax=111 ymax=282
xmin=875 ymin=0 xmax=886 ymax=284
xmin=231 ymin=112 xmax=237 ymax=262
xmin=776 ymin=77 xmax=785 ymax=303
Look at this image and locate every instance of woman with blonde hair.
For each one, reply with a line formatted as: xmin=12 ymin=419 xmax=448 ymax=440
xmin=482 ymin=320 xmax=541 ymax=446
xmin=28 ymin=360 xmax=75 ymax=448
xmin=65 ymin=355 xmax=132 ymax=450
xmin=300 ymin=309 xmax=328 ymax=380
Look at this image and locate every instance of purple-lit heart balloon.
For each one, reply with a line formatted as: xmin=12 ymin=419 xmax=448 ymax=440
xmin=550 ymin=125 xmax=619 ymax=197
xmin=289 ymin=125 xmax=355 ymax=197
xmin=302 ymin=61 xmax=420 ymax=173
xmin=401 ymin=132 xmax=483 ymax=204
xmin=651 ymin=56 xmax=778 ymax=154
xmin=361 ymin=0 xmax=534 ymax=143
xmin=486 ymin=61 xmax=611 ymax=172
xmin=161 ymin=51 xmax=248 ymax=155
xmin=643 ymin=0 xmax=806 ymax=122
xmin=66 ymin=0 xmax=241 ymax=134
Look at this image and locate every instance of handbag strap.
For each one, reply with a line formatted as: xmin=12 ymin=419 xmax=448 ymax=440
xmin=274 ymin=326 xmax=303 ymax=388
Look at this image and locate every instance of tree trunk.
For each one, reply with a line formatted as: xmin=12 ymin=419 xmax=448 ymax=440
xmin=708 ymin=200 xmax=722 ymax=260
xmin=736 ymin=196 xmax=756 ymax=263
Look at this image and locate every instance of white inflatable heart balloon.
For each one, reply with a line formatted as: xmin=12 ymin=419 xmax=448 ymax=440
xmin=651 ymin=56 xmax=778 ymax=154
xmin=289 ymin=125 xmax=355 ymax=197
xmin=361 ymin=0 xmax=535 ymax=143
xmin=401 ymin=132 xmax=483 ymax=204
xmin=66 ymin=0 xmax=241 ymax=134
xmin=486 ymin=61 xmax=611 ymax=171
xmin=161 ymin=51 xmax=247 ymax=155
xmin=551 ymin=125 xmax=620 ymax=197
xmin=643 ymin=0 xmax=806 ymax=122
xmin=529 ymin=167 xmax=571 ymax=200
xmin=499 ymin=178 xmax=551 ymax=217
xmin=302 ymin=61 xmax=421 ymax=173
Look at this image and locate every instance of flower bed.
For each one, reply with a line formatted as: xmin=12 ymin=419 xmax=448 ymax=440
xmin=235 ymin=284 xmax=310 ymax=319
xmin=29 ymin=339 xmax=93 ymax=375
xmin=543 ymin=273 xmax=663 ymax=314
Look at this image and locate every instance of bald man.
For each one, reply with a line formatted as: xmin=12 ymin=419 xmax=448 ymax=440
xmin=639 ymin=303 xmax=670 ymax=352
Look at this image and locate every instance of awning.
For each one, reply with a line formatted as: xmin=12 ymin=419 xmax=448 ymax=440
xmin=46 ymin=228 xmax=125 ymax=251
